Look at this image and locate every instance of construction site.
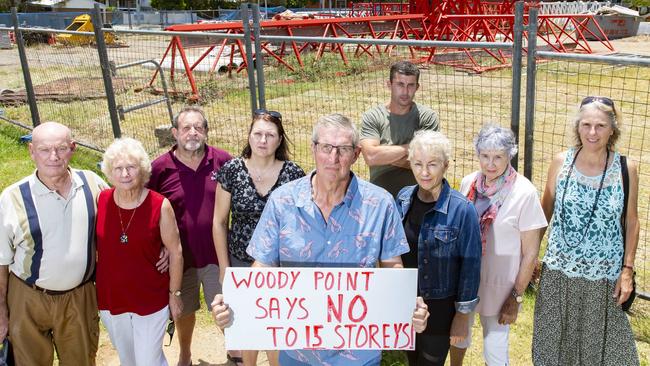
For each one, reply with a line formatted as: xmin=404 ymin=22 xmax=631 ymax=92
xmin=1 ymin=1 xmax=650 ymax=365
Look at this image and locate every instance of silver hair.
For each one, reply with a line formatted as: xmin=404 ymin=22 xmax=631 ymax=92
xmin=173 ymin=106 xmax=208 ymax=129
xmin=408 ymin=130 xmax=451 ymax=163
xmin=311 ymin=113 xmax=360 ymax=147
xmin=474 ymin=124 xmax=518 ymax=158
xmin=102 ymin=137 xmax=152 ymax=185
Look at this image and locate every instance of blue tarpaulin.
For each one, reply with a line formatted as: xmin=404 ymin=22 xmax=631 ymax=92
xmin=0 ymin=12 xmax=87 ymax=29
xmin=218 ymin=6 xmax=287 ymax=21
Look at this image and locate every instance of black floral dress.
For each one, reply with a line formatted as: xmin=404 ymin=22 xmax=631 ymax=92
xmin=217 ymin=157 xmax=305 ymax=262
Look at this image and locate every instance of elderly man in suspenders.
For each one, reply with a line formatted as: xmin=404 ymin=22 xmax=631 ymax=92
xmin=0 ymin=122 xmax=108 ymax=366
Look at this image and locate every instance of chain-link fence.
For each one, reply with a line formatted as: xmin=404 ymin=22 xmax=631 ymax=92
xmin=529 ymin=51 xmax=650 ymax=302
xmin=258 ymin=38 xmax=516 ymax=184
xmin=0 ymin=7 xmax=650 ymax=302
xmin=2 ymin=3 xmax=650 ymax=300
xmin=3 ymin=4 xmax=650 ymax=365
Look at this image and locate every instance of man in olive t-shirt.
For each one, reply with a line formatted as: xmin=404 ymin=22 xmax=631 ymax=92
xmin=360 ymin=61 xmax=440 ymax=197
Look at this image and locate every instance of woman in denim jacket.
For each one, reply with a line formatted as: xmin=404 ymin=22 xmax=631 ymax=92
xmin=396 ymin=130 xmax=482 ymax=366
xmin=451 ymin=124 xmax=547 ymax=366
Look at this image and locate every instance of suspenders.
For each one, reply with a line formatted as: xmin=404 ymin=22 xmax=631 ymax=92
xmin=18 ymin=171 xmax=97 ymax=286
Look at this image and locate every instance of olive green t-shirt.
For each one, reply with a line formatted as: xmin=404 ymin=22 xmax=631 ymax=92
xmin=359 ymin=103 xmax=440 ymax=197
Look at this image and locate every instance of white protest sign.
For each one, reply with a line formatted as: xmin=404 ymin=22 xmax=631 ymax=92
xmin=223 ymin=267 xmax=417 ymax=350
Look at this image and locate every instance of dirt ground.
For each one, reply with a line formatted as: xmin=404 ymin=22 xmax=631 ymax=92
xmin=1 ymin=34 xmax=650 ymax=91
xmin=4 ymin=32 xmax=650 ymax=366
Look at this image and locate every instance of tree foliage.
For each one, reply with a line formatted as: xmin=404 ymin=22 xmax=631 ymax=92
xmin=625 ymin=0 xmax=650 ymax=7
xmin=151 ymin=0 xmax=187 ymax=10
xmin=0 ymin=0 xmax=25 ymax=12
xmin=286 ymin=0 xmax=308 ymax=8
xmin=151 ymin=0 xmax=244 ymax=10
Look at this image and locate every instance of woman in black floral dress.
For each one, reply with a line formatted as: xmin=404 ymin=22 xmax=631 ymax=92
xmin=213 ymin=109 xmax=304 ymax=366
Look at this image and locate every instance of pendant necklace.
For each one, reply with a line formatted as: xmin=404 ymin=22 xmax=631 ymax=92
xmin=117 ymin=195 xmax=140 ymax=244
xmin=559 ymin=147 xmax=609 ymax=248
xmin=250 ymin=161 xmax=274 ymax=183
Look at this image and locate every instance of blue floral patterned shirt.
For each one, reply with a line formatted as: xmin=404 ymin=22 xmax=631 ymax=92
xmin=247 ymin=171 xmax=410 ymax=365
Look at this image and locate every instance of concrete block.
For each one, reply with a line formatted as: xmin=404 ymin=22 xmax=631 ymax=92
xmin=154 ymin=125 xmax=175 ymax=148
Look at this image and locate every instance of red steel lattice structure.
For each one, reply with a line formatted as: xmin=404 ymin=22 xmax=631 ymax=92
xmin=151 ymin=0 xmax=614 ymax=98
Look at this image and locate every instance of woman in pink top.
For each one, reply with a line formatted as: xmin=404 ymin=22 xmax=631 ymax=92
xmin=96 ymin=138 xmax=184 ymax=366
xmin=450 ymin=124 xmax=547 ymax=366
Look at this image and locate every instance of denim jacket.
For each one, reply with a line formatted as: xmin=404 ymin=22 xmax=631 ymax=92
xmin=396 ymin=179 xmax=481 ymax=314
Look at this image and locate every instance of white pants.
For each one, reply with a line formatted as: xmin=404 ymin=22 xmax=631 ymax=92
xmin=454 ymin=313 xmax=510 ymax=366
xmin=100 ymin=306 xmax=170 ymax=366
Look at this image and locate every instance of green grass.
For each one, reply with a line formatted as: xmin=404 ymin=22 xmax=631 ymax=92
xmin=0 ymin=122 xmax=104 ymax=190
xmin=3 ymin=38 xmax=650 ymax=364
xmin=2 ymin=119 xmax=650 ymax=364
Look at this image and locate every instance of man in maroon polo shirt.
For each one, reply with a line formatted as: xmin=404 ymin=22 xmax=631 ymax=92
xmin=148 ymin=106 xmax=231 ymax=366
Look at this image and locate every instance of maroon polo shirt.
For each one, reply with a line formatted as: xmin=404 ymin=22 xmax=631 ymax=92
xmin=148 ymin=145 xmax=231 ymax=269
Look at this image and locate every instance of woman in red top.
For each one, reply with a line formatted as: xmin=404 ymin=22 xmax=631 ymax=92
xmin=96 ymin=137 xmax=183 ymax=366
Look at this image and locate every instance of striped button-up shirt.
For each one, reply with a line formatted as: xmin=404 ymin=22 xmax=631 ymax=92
xmin=0 ymin=169 xmax=107 ymax=291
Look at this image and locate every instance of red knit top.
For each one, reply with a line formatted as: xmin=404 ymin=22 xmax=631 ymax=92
xmin=96 ymin=188 xmax=169 ymax=315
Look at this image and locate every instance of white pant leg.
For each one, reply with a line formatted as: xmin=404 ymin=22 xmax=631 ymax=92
xmin=479 ymin=314 xmax=510 ymax=366
xmin=100 ymin=310 xmax=137 ymax=366
xmin=452 ymin=311 xmax=476 ymax=349
xmin=132 ymin=306 xmax=170 ymax=366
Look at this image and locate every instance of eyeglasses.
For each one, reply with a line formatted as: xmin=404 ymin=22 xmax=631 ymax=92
xmin=179 ymin=124 xmax=206 ymax=134
xmin=580 ymin=96 xmax=614 ymax=108
xmin=35 ymin=145 xmax=72 ymax=156
xmin=251 ymin=131 xmax=279 ymax=141
xmin=254 ymin=108 xmax=282 ymax=122
xmin=314 ymin=142 xmax=356 ymax=157
xmin=112 ymin=165 xmax=139 ymax=175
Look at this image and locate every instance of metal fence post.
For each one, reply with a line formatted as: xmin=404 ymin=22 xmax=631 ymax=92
xmin=92 ymin=4 xmax=121 ymax=138
xmin=523 ymin=6 xmax=538 ymax=180
xmin=11 ymin=7 xmax=40 ymax=127
xmin=251 ymin=3 xmax=266 ymax=109
xmin=510 ymin=1 xmax=524 ymax=170
xmin=241 ymin=3 xmax=258 ymax=114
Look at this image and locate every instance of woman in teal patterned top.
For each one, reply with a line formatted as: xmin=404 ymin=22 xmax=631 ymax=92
xmin=532 ymin=96 xmax=639 ymax=365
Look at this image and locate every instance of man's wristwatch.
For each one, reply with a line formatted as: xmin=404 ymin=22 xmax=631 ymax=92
xmin=170 ymin=290 xmax=182 ymax=297
xmin=511 ymin=289 xmax=523 ymax=304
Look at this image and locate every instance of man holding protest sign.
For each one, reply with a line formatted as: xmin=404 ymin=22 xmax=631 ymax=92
xmin=212 ymin=114 xmax=429 ymax=366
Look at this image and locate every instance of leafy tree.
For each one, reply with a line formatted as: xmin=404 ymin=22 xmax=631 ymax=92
xmin=286 ymin=0 xmax=308 ymax=8
xmin=0 ymin=0 xmax=26 ymax=12
xmin=624 ymin=0 xmax=650 ymax=7
xmin=151 ymin=0 xmax=188 ymax=10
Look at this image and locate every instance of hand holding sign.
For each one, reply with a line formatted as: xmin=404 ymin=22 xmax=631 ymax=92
xmin=218 ymin=267 xmax=420 ymax=351
xmin=211 ymin=294 xmax=232 ymax=329
xmin=412 ymin=297 xmax=429 ymax=333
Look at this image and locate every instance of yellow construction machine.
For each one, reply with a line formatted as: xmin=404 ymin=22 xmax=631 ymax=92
xmin=57 ymin=14 xmax=117 ymax=45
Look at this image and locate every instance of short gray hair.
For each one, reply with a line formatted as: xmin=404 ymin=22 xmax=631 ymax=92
xmin=173 ymin=106 xmax=208 ymax=129
xmin=408 ymin=130 xmax=451 ymax=163
xmin=311 ymin=113 xmax=359 ymax=147
xmin=474 ymin=124 xmax=518 ymax=158
xmin=102 ymin=137 xmax=152 ymax=185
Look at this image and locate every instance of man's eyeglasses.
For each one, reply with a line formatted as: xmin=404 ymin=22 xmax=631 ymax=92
xmin=35 ymin=145 xmax=72 ymax=156
xmin=580 ymin=96 xmax=614 ymax=108
xmin=179 ymin=124 xmax=206 ymax=134
xmin=254 ymin=108 xmax=282 ymax=122
xmin=314 ymin=142 xmax=356 ymax=157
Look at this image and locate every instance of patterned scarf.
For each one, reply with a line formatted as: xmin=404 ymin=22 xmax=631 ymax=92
xmin=466 ymin=165 xmax=518 ymax=255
